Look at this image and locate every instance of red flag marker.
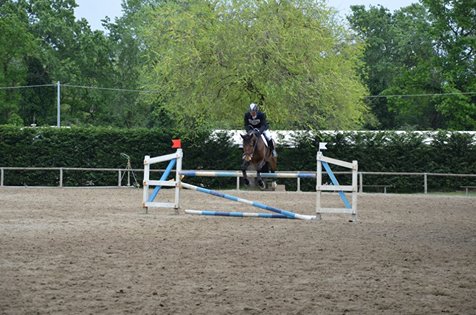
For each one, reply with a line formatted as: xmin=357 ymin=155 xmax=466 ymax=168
xmin=171 ymin=139 xmax=182 ymax=149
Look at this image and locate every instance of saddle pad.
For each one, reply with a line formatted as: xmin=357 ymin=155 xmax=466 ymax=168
xmin=261 ymin=134 xmax=268 ymax=147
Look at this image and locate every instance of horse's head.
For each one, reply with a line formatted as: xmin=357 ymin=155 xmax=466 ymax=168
xmin=241 ymin=131 xmax=258 ymax=162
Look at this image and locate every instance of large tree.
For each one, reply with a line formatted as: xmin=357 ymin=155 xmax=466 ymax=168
xmin=0 ymin=0 xmax=38 ymax=125
xmin=140 ymin=0 xmax=369 ymax=131
xmin=23 ymin=0 xmax=120 ymax=126
xmin=422 ymin=0 xmax=476 ymax=130
xmin=0 ymin=0 xmax=124 ymax=126
xmin=380 ymin=4 xmax=444 ymax=129
xmin=102 ymin=0 xmax=153 ymax=128
xmin=348 ymin=2 xmax=475 ymax=130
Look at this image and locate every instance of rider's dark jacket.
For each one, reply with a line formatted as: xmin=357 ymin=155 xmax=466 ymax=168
xmin=244 ymin=111 xmax=268 ymax=133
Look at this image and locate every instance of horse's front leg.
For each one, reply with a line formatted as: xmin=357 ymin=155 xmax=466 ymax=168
xmin=241 ymin=161 xmax=250 ymax=186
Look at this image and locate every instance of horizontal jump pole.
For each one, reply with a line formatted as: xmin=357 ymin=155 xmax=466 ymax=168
xmin=181 ymin=182 xmax=315 ymax=220
xmin=146 ymin=152 xmax=179 ymax=165
xmin=179 ymin=170 xmax=316 ymax=179
xmin=185 ymin=210 xmax=290 ymax=219
xmin=318 ymin=155 xmax=354 ymax=169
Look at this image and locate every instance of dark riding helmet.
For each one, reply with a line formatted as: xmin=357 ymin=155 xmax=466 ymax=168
xmin=249 ymin=103 xmax=258 ymax=113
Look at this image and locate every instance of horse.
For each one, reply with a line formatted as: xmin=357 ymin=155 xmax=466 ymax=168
xmin=240 ymin=128 xmax=277 ymax=190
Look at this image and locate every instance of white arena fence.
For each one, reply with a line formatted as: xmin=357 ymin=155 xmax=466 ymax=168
xmin=0 ymin=167 xmax=475 ymax=194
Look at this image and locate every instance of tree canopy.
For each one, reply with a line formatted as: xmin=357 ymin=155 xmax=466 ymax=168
xmin=348 ymin=1 xmax=475 ymax=130
xmin=140 ymin=0 xmax=369 ymax=131
xmin=0 ymin=0 xmax=474 ymax=131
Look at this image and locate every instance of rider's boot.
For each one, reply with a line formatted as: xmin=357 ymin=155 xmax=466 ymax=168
xmin=268 ymin=139 xmax=278 ymax=157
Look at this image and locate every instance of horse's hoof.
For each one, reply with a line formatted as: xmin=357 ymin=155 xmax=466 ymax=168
xmin=258 ymin=180 xmax=266 ymax=190
xmin=244 ymin=178 xmax=250 ymax=186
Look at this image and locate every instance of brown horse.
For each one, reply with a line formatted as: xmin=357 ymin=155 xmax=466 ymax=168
xmin=241 ymin=129 xmax=277 ymax=189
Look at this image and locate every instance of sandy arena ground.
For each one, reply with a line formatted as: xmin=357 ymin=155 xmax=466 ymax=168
xmin=0 ymin=187 xmax=475 ymax=314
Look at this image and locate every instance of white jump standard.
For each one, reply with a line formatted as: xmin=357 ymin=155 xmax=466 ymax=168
xmin=142 ymin=149 xmax=183 ymax=212
xmin=315 ymin=143 xmax=358 ymax=222
xmin=142 ymin=141 xmax=358 ymax=221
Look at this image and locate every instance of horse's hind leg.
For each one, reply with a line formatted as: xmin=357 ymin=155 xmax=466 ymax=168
xmin=268 ymin=159 xmax=277 ymax=190
xmin=269 ymin=157 xmax=277 ymax=173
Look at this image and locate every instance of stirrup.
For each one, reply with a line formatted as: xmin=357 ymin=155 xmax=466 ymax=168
xmin=272 ymin=149 xmax=278 ymax=157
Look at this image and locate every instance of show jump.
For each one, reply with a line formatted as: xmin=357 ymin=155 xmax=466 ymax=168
xmin=142 ymin=141 xmax=358 ymax=222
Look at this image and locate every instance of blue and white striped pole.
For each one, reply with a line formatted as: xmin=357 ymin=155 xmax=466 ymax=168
xmin=321 ymin=161 xmax=352 ymax=209
xmin=181 ymin=182 xmax=315 ymax=220
xmin=148 ymin=158 xmax=176 ymax=202
xmin=185 ymin=210 xmax=289 ymax=219
xmin=179 ymin=170 xmax=316 ymax=179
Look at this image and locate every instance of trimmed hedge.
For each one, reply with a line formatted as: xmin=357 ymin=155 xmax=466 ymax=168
xmin=0 ymin=126 xmax=475 ymax=192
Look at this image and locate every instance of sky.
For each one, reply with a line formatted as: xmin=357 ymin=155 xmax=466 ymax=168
xmin=75 ymin=0 xmax=418 ymax=31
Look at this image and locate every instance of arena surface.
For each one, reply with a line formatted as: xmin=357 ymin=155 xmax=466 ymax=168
xmin=1 ymin=188 xmax=475 ymax=314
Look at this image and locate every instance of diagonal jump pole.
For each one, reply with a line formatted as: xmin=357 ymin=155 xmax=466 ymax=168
xmin=181 ymin=182 xmax=315 ymax=220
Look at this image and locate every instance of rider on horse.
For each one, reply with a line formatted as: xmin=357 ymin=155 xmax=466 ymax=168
xmin=244 ymin=103 xmax=277 ymax=157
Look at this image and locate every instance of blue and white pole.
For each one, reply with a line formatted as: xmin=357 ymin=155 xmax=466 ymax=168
xmin=148 ymin=158 xmax=176 ymax=202
xmin=181 ymin=182 xmax=315 ymax=220
xmin=179 ymin=170 xmax=316 ymax=179
xmin=185 ymin=210 xmax=289 ymax=219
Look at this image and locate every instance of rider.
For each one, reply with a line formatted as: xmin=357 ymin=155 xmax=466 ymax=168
xmin=244 ymin=103 xmax=277 ymax=157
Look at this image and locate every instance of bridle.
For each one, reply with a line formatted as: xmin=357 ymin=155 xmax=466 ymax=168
xmin=242 ymin=132 xmax=258 ymax=162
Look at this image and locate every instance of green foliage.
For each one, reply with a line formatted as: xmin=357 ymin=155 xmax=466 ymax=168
xmin=0 ymin=0 xmax=152 ymax=128
xmin=348 ymin=2 xmax=476 ymax=130
xmin=0 ymin=0 xmax=474 ymax=131
xmin=6 ymin=113 xmax=24 ymax=126
xmin=0 ymin=0 xmax=37 ymax=123
xmin=141 ymin=0 xmax=369 ymax=131
xmin=1 ymin=126 xmax=474 ymax=192
xmin=422 ymin=0 xmax=476 ymax=130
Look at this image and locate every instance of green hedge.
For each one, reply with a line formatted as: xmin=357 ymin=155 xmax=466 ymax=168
xmin=1 ymin=126 xmax=475 ymax=192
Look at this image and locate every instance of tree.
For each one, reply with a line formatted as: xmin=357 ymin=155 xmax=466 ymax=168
xmin=422 ymin=0 xmax=476 ymax=130
xmin=381 ymin=4 xmax=445 ymax=129
xmin=23 ymin=0 xmax=120 ymax=126
xmin=348 ymin=4 xmax=420 ymax=129
xmin=0 ymin=0 xmax=37 ymax=125
xmin=103 ymin=0 xmax=153 ymax=128
xmin=348 ymin=2 xmax=476 ymax=130
xmin=0 ymin=0 xmax=133 ymax=127
xmin=140 ymin=0 xmax=369 ymax=131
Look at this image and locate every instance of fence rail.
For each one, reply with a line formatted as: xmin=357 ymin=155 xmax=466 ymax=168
xmin=0 ymin=167 xmax=475 ymax=194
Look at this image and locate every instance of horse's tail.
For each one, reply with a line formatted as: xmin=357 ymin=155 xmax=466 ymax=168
xmin=269 ymin=156 xmax=277 ymax=172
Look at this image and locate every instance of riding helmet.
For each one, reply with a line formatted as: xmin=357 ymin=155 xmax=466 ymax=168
xmin=249 ymin=103 xmax=258 ymax=112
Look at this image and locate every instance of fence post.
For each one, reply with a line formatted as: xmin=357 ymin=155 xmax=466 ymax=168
xmin=1 ymin=168 xmax=3 ymax=186
xmin=297 ymin=178 xmax=301 ymax=192
xmin=424 ymin=173 xmax=427 ymax=194
xmin=57 ymin=81 xmax=61 ymax=128
xmin=118 ymin=170 xmax=121 ymax=187
xmin=59 ymin=168 xmax=63 ymax=187
xmin=359 ymin=172 xmax=363 ymax=193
